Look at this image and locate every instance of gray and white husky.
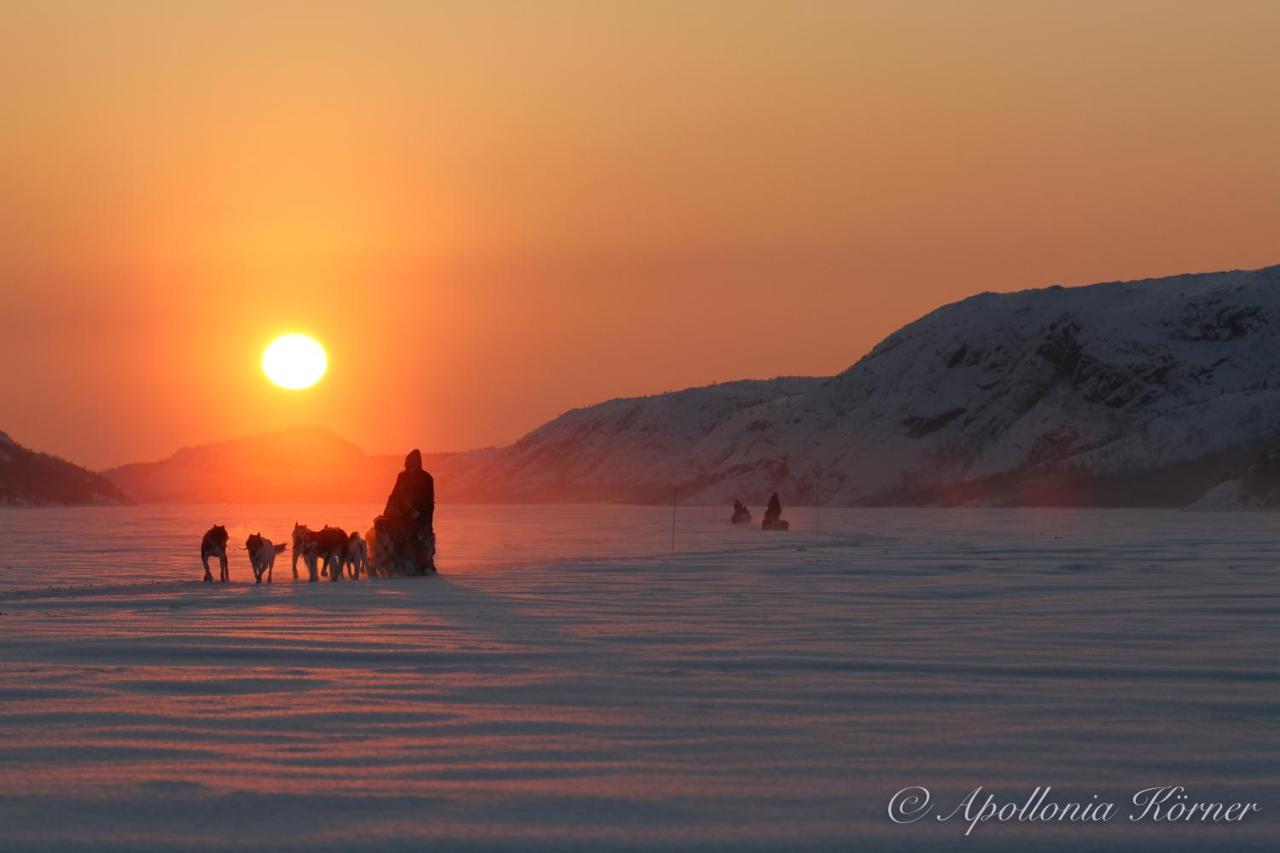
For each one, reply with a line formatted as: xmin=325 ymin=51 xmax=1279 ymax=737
xmin=246 ymin=533 xmax=287 ymax=584
xmin=292 ymin=523 xmax=321 ymax=582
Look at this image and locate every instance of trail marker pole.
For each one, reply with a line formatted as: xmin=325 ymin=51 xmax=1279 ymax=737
xmin=671 ymin=486 xmax=677 ymax=552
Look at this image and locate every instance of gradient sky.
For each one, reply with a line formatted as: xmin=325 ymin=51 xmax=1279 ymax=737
xmin=3 ymin=1 xmax=1279 ymax=468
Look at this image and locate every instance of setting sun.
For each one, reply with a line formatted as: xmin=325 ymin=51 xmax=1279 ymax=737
xmin=262 ymin=334 xmax=327 ymax=390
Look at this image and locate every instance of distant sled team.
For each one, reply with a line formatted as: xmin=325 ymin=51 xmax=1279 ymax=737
xmin=199 ymin=448 xmax=436 ymax=583
xmin=729 ymin=492 xmax=790 ymax=531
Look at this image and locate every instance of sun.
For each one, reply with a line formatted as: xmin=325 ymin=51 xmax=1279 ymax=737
xmin=262 ymin=334 xmax=327 ymax=390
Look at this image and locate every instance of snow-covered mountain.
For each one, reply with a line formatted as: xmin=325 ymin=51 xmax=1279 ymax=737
xmin=435 ymin=378 xmax=822 ymax=503
xmin=0 ymin=430 xmax=125 ymax=505
xmin=438 ymin=264 xmax=1280 ymax=506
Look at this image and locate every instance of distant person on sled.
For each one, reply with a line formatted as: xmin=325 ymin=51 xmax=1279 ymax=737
xmin=383 ymin=448 xmax=436 ymax=572
xmin=761 ymin=492 xmax=789 ymax=531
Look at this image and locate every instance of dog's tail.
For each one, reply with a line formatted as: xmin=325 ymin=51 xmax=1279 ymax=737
xmin=274 ymin=543 xmax=287 ymax=554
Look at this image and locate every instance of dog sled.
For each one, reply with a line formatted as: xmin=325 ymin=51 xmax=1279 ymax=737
xmin=365 ymin=514 xmax=437 ymax=577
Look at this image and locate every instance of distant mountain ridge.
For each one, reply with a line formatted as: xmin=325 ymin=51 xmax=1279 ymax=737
xmin=0 ymin=431 xmax=125 ymax=505
xmin=103 ymin=264 xmax=1280 ymax=507
xmin=103 ymin=426 xmax=405 ymax=503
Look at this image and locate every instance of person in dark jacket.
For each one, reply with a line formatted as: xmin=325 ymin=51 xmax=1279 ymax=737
xmin=762 ymin=492 xmax=788 ymax=531
xmin=384 ymin=449 xmax=435 ymax=571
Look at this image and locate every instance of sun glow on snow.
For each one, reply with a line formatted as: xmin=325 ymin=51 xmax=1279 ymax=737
xmin=262 ymin=334 xmax=327 ymax=390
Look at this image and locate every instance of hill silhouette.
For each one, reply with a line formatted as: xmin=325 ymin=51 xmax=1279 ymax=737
xmin=0 ymin=430 xmax=125 ymax=505
xmin=103 ymin=426 xmax=411 ymax=503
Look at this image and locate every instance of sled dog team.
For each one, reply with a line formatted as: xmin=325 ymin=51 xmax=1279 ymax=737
xmin=199 ymin=448 xmax=436 ymax=583
xmin=199 ymin=523 xmax=369 ymax=584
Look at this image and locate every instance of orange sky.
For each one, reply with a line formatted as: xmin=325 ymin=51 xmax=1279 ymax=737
xmin=3 ymin=1 xmax=1279 ymax=469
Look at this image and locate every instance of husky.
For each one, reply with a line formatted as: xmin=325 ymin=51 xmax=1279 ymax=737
xmin=315 ymin=526 xmax=348 ymax=582
xmin=292 ymin=523 xmax=322 ymax=582
xmin=344 ymin=531 xmax=368 ymax=578
xmin=363 ymin=526 xmax=381 ymax=578
xmin=200 ymin=525 xmax=230 ymax=583
xmin=245 ymin=533 xmax=287 ymax=584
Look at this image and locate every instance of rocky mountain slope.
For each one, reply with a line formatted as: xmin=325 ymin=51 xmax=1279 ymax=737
xmin=436 ymin=264 xmax=1280 ymax=506
xmin=1190 ymin=445 xmax=1280 ymax=510
xmin=0 ymin=431 xmax=125 ymax=505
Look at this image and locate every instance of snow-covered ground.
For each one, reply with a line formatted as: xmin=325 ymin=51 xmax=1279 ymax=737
xmin=0 ymin=505 xmax=1275 ymax=851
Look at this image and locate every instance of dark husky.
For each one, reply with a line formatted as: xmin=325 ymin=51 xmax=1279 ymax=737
xmin=245 ymin=533 xmax=287 ymax=584
xmin=201 ymin=525 xmax=230 ymax=583
xmin=344 ymin=530 xmax=367 ymax=578
xmin=316 ymin=526 xmax=348 ymax=582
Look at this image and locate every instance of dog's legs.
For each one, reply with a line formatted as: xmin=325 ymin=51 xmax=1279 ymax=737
xmin=292 ymin=550 xmax=299 ymax=580
xmin=220 ymin=552 xmax=229 ymax=583
xmin=202 ymin=553 xmax=212 ymax=583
